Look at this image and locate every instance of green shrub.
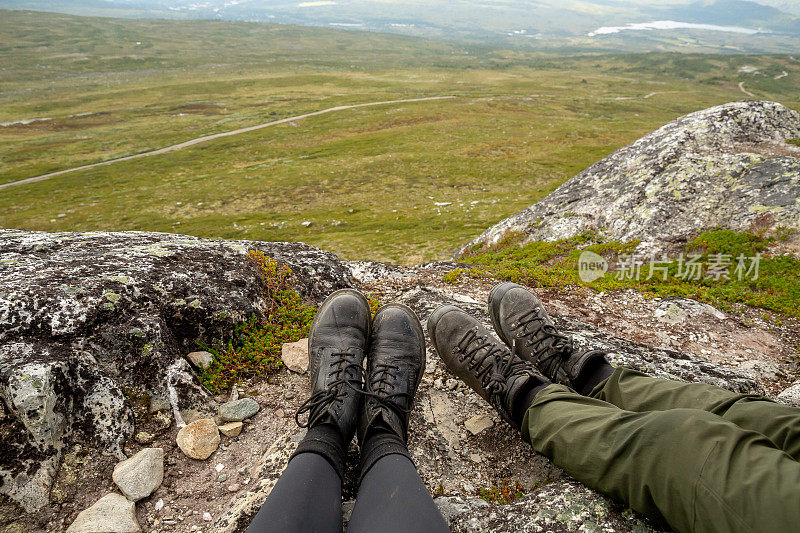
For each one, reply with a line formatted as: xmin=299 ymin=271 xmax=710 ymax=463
xmin=200 ymin=250 xmax=316 ymax=393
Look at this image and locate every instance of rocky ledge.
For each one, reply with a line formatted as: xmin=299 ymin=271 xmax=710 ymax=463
xmin=463 ymin=100 xmax=800 ymax=255
xmin=3 ymin=230 xmax=798 ymax=532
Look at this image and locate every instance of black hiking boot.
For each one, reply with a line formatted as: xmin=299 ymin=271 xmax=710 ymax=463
xmin=427 ymin=304 xmax=546 ymax=426
xmin=358 ymin=304 xmax=426 ymax=444
xmin=295 ymin=288 xmax=371 ymax=443
xmin=488 ymin=281 xmax=608 ymax=388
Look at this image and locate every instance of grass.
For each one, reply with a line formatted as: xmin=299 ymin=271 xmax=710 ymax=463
xmin=448 ymin=229 xmax=800 ymax=317
xmin=199 ymin=250 xmax=316 ymax=393
xmin=1 ymin=11 xmax=799 ymax=263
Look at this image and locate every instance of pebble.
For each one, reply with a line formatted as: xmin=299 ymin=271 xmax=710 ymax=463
xmin=281 ymin=338 xmax=309 ymax=374
xmin=274 ymin=408 xmax=285 ymax=418
xmin=186 ymin=351 xmax=214 ymax=370
xmin=219 ymin=421 xmax=244 ymax=437
xmin=217 ymin=473 xmax=228 ymax=482
xmin=215 ymin=463 xmax=225 ymax=472
xmin=176 ymin=418 xmax=220 ymax=460
xmin=227 ymin=483 xmax=241 ymax=492
xmin=112 ymin=447 xmax=164 ymax=501
xmin=219 ymin=398 xmax=260 ymax=422
xmin=464 ymin=414 xmax=494 ymax=435
xmin=203 ymin=512 xmax=213 ymax=522
xmin=154 ymin=499 xmax=164 ymax=511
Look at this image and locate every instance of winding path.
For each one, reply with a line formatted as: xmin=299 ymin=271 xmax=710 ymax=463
xmin=0 ymin=95 xmax=456 ymax=191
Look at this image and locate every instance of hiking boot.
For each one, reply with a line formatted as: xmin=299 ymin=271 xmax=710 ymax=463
xmin=296 ymin=288 xmax=371 ymax=443
xmin=488 ymin=281 xmax=608 ymax=387
xmin=427 ymin=304 xmax=543 ymax=425
xmin=358 ymin=304 xmax=426 ymax=444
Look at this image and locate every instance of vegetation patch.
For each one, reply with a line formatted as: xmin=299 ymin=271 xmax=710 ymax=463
xmin=449 ymin=229 xmax=800 ymax=317
xmin=788 ymin=139 xmax=800 ymax=148
xmin=477 ymin=478 xmax=527 ymax=504
xmin=200 ymin=250 xmax=316 ymax=393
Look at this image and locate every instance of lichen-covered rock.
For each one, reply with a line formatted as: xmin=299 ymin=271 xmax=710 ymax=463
xmin=442 ymin=480 xmax=662 ymax=532
xmin=463 ymin=101 xmax=800 ymax=255
xmin=0 ymin=230 xmax=352 ymax=513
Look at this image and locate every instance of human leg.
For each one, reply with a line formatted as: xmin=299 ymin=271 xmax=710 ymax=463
xmin=349 ymin=304 xmax=448 ymax=533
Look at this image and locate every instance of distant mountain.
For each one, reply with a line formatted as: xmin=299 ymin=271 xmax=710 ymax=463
xmin=2 ymin=0 xmax=799 ymax=53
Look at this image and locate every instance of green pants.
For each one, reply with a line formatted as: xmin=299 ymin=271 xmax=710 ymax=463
xmin=520 ymin=367 xmax=800 ymax=533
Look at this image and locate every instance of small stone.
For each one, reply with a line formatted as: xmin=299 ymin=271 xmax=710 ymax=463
xmin=186 ymin=351 xmax=213 ymax=370
xmin=176 ymin=418 xmax=220 ymax=460
xmin=434 ymin=378 xmax=444 ymax=389
xmin=67 ymin=493 xmax=141 ymax=532
xmin=274 ymin=408 xmax=285 ymax=418
xmin=464 ymin=414 xmax=494 ymax=435
xmin=237 ymin=467 xmax=247 ymax=475
xmin=301 ymin=221 xmax=311 ymax=227
xmin=219 ymin=421 xmax=244 ymax=437
xmin=112 ymin=447 xmax=164 ymax=501
xmin=446 ymin=379 xmax=459 ymax=391
xmin=227 ymin=483 xmax=240 ymax=492
xmin=281 ymin=338 xmax=309 ymax=374
xmin=215 ymin=463 xmax=225 ymax=473
xmin=203 ymin=512 xmax=212 ymax=522
xmin=469 ymin=453 xmax=483 ymax=463
xmin=154 ymin=499 xmax=164 ymax=511
xmin=219 ymin=398 xmax=260 ymax=422
xmin=217 ymin=473 xmax=228 ymax=483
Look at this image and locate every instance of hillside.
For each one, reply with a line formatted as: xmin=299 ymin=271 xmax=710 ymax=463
xmin=3 ymin=0 xmax=800 ymax=53
xmin=1 ymin=10 xmax=799 ymax=263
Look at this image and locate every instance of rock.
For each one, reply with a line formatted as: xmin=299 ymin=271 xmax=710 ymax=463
xmin=227 ymin=483 xmax=240 ymax=492
xmin=738 ymin=359 xmax=783 ymax=381
xmin=443 ymin=480 xmax=657 ymax=532
xmin=186 ymin=351 xmax=214 ymax=370
xmin=778 ymin=380 xmax=800 ymax=406
xmin=112 ymin=448 xmax=164 ymax=501
xmin=203 ymin=512 xmax=213 ymax=522
xmin=0 ymin=229 xmax=351 ymax=510
xmin=217 ymin=473 xmax=228 ymax=483
xmin=281 ymin=338 xmax=309 ymax=374
xmin=219 ymin=398 xmax=260 ymax=422
xmin=463 ymin=101 xmax=800 ymax=255
xmin=176 ymin=418 xmax=220 ymax=460
xmin=66 ymin=493 xmax=141 ymax=533
xmin=464 ymin=414 xmax=494 ymax=435
xmin=154 ymin=499 xmax=164 ymax=511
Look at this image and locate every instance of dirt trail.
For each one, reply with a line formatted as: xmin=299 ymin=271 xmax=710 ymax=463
xmin=0 ymin=96 xmax=456 ymax=191
xmin=738 ymin=82 xmax=755 ymax=97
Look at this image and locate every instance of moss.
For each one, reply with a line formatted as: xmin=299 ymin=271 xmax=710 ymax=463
xmin=787 ymin=139 xmax=800 ymax=147
xmin=199 ymin=250 xmax=316 ymax=393
xmin=451 ymin=229 xmax=800 ymax=317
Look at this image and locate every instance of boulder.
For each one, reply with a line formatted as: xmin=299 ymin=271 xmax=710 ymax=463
xmin=176 ymin=418 xmax=220 ymax=460
xmin=66 ymin=493 xmax=140 ymax=533
xmin=0 ymin=229 xmax=352 ymax=511
xmin=463 ymin=101 xmax=800 ymax=255
xmin=112 ymin=447 xmax=164 ymax=501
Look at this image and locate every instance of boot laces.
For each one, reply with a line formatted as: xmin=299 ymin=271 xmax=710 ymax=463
xmin=514 ymin=308 xmax=573 ymax=377
xmin=361 ymin=362 xmax=412 ymax=423
xmin=295 ymin=352 xmax=363 ymax=428
xmin=456 ymin=328 xmax=529 ymax=398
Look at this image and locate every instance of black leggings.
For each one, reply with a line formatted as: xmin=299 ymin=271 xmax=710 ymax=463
xmin=247 ymin=451 xmax=449 ymax=532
